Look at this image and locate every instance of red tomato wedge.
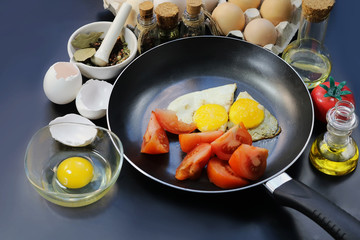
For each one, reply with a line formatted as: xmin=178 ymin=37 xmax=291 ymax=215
xmin=154 ymin=108 xmax=197 ymax=134
xmin=175 ymin=143 xmax=212 ymax=180
xmin=210 ymin=123 xmax=252 ymax=160
xmin=207 ymin=157 xmax=249 ymax=189
xmin=229 ymin=144 xmax=268 ymax=181
xmin=141 ymin=111 xmax=169 ymax=154
xmin=179 ymin=131 xmax=224 ymax=153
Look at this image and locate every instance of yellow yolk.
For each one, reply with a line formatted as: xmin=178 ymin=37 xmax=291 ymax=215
xmin=56 ymin=157 xmax=94 ymax=189
xmin=229 ymin=98 xmax=265 ymax=129
xmin=193 ymin=104 xmax=228 ymax=132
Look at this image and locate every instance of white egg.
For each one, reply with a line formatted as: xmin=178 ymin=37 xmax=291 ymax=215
xmin=43 ymin=62 xmax=82 ymax=104
xmin=49 ymin=113 xmax=97 ymax=147
xmin=75 ymin=79 xmax=113 ymax=120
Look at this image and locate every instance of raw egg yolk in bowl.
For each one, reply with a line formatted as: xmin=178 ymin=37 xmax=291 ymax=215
xmin=56 ymin=157 xmax=94 ymax=189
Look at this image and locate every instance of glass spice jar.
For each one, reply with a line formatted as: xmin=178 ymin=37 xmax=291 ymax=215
xmin=155 ymin=2 xmax=180 ymax=44
xmin=282 ymin=0 xmax=335 ymax=89
xmin=134 ymin=1 xmax=160 ymax=54
xmin=310 ymin=100 xmax=359 ymax=176
xmin=180 ymin=0 xmax=205 ymax=38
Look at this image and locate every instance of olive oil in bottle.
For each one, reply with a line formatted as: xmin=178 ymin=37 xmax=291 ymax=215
xmin=310 ymin=100 xmax=359 ymax=176
xmin=282 ymin=0 xmax=335 ymax=89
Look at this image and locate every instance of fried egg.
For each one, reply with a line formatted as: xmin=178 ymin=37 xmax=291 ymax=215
xmin=167 ymin=84 xmax=237 ymax=131
xmin=193 ymin=104 xmax=229 ymax=132
xmin=228 ymin=91 xmax=280 ymax=141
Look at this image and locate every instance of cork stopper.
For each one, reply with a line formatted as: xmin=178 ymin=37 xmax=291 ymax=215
xmin=139 ymin=1 xmax=154 ymax=19
xmin=302 ymin=0 xmax=335 ymax=22
xmin=186 ymin=0 xmax=202 ymax=16
xmin=155 ymin=2 xmax=179 ymax=29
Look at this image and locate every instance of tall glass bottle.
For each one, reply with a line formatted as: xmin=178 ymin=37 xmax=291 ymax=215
xmin=180 ymin=0 xmax=205 ymax=38
xmin=282 ymin=0 xmax=335 ymax=89
xmin=310 ymin=100 xmax=359 ymax=176
xmin=134 ymin=1 xmax=160 ymax=54
xmin=155 ymin=2 xmax=179 ymax=44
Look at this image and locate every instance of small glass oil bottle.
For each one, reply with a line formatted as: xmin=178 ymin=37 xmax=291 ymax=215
xmin=310 ymin=100 xmax=359 ymax=176
xmin=134 ymin=1 xmax=160 ymax=54
xmin=180 ymin=0 xmax=205 ymax=38
xmin=155 ymin=2 xmax=179 ymax=44
xmin=282 ymin=0 xmax=335 ymax=89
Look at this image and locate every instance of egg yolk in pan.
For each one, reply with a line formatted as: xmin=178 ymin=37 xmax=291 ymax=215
xmin=193 ymin=104 xmax=228 ymax=132
xmin=229 ymin=98 xmax=265 ymax=129
xmin=56 ymin=157 xmax=94 ymax=189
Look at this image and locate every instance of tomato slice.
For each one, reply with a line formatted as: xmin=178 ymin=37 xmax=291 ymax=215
xmin=175 ymin=143 xmax=212 ymax=180
xmin=229 ymin=144 xmax=268 ymax=181
xmin=179 ymin=130 xmax=224 ymax=153
xmin=141 ymin=111 xmax=169 ymax=154
xmin=210 ymin=123 xmax=252 ymax=160
xmin=207 ymin=157 xmax=249 ymax=189
xmin=154 ymin=108 xmax=197 ymax=135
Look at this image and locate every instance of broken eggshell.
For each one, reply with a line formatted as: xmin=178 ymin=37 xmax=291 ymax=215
xmin=43 ymin=62 xmax=82 ymax=105
xmin=49 ymin=113 xmax=97 ymax=147
xmin=76 ymin=79 xmax=113 ymax=120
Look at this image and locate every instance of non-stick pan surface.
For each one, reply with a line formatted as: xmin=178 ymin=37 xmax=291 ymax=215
xmin=107 ymin=36 xmax=313 ymax=193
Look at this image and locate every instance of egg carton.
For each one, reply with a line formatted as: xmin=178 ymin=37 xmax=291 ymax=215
xmin=214 ymin=0 xmax=302 ymax=55
xmin=104 ymin=0 xmax=302 ymax=55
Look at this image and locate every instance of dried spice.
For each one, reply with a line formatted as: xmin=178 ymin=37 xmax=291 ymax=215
xmin=73 ymin=48 xmax=96 ymax=62
xmin=72 ymin=31 xmax=130 ymax=66
xmin=71 ymin=32 xmax=104 ymax=48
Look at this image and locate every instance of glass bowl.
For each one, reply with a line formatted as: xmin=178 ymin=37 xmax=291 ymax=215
xmin=24 ymin=122 xmax=123 ymax=207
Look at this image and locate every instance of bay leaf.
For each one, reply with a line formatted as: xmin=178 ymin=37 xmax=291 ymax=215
xmin=73 ymin=48 xmax=96 ymax=62
xmin=71 ymin=32 xmax=103 ymax=49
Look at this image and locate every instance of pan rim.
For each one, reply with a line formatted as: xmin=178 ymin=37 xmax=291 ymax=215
xmin=107 ymin=36 xmax=315 ymax=193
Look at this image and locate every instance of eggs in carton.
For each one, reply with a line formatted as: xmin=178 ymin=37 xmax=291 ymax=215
xmin=212 ymin=0 xmax=302 ymax=55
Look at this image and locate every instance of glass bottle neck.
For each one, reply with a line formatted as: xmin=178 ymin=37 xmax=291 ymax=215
xmin=297 ymin=14 xmax=329 ymax=44
xmin=325 ymin=101 xmax=358 ymax=148
xmin=182 ymin=10 xmax=203 ymax=22
xmin=138 ymin=15 xmax=156 ymax=27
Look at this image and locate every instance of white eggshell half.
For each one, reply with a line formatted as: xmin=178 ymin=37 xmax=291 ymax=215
xmin=76 ymin=79 xmax=113 ymax=120
xmin=49 ymin=113 xmax=97 ymax=147
xmin=43 ymin=62 xmax=82 ymax=105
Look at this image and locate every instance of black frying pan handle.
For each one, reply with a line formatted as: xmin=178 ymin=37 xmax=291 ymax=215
xmin=273 ymin=179 xmax=360 ymax=239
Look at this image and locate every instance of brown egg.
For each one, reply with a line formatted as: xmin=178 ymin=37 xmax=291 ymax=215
xmin=244 ymin=18 xmax=277 ymax=47
xmin=228 ymin=0 xmax=261 ymax=12
xmin=260 ymin=0 xmax=293 ymax=26
xmin=212 ymin=2 xmax=245 ymax=35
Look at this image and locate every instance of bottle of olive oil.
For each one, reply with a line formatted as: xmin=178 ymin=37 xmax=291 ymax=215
xmin=310 ymin=100 xmax=359 ymax=176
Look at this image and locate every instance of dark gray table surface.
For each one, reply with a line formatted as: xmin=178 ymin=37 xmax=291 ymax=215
xmin=1 ymin=1 xmax=359 ymax=239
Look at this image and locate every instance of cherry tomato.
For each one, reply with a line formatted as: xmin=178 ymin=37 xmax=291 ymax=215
xmin=141 ymin=111 xmax=169 ymax=154
xmin=229 ymin=144 xmax=268 ymax=181
xmin=210 ymin=123 xmax=252 ymax=160
xmin=207 ymin=157 xmax=249 ymax=189
xmin=175 ymin=143 xmax=212 ymax=180
xmin=311 ymin=77 xmax=355 ymax=122
xmin=179 ymin=130 xmax=224 ymax=153
xmin=154 ymin=108 xmax=197 ymax=134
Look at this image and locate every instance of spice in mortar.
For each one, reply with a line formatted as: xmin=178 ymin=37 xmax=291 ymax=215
xmin=72 ymin=31 xmax=130 ymax=66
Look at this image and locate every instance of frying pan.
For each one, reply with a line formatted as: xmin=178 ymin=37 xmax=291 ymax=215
xmin=107 ymin=36 xmax=360 ymax=239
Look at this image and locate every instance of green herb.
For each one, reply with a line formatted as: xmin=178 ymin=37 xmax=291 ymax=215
xmin=71 ymin=32 xmax=104 ymax=49
xmin=73 ymin=48 xmax=96 ymax=62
